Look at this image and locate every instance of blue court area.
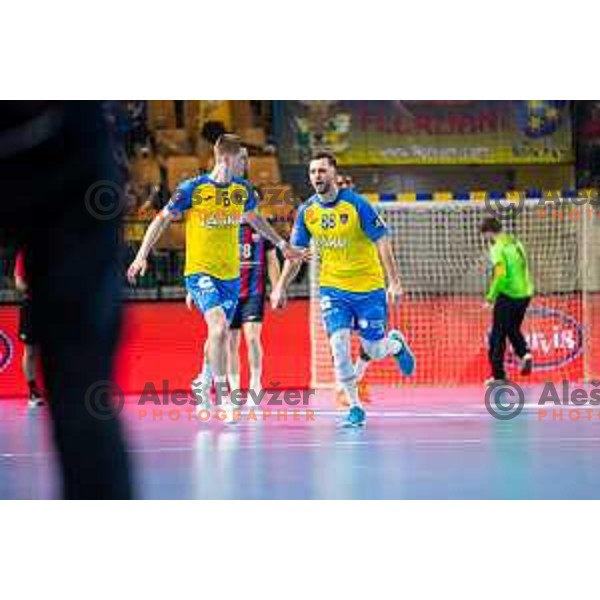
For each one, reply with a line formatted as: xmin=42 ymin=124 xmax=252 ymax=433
xmin=1 ymin=386 xmax=600 ymax=499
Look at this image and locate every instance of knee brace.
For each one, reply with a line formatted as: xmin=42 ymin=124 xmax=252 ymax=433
xmin=360 ymin=337 xmax=390 ymax=361
xmin=329 ymin=329 xmax=355 ymax=383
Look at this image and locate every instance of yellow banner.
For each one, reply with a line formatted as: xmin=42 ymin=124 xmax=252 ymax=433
xmin=279 ymin=101 xmax=573 ymax=165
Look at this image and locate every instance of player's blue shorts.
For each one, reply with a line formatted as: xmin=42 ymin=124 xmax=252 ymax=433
xmin=320 ymin=286 xmax=387 ymax=341
xmin=185 ymin=272 xmax=240 ymax=323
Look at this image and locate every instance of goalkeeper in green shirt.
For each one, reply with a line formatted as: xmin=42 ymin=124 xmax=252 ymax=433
xmin=480 ymin=217 xmax=534 ymax=384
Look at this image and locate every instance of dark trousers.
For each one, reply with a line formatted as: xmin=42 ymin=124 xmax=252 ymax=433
xmin=0 ymin=102 xmax=132 ymax=499
xmin=489 ymin=294 xmax=531 ymax=380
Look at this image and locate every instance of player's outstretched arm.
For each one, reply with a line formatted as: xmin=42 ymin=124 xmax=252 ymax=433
xmin=267 ymin=247 xmax=281 ymax=290
xmin=127 ymin=212 xmax=172 ymax=284
xmin=377 ymin=237 xmax=403 ymax=307
xmin=245 ymin=210 xmax=308 ymax=262
xmin=271 ymin=198 xmax=312 ymax=309
xmin=271 ymin=257 xmax=304 ymax=309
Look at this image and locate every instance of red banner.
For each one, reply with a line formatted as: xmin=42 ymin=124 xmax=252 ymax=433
xmin=0 ymin=301 xmax=312 ymax=399
xmin=314 ymin=294 xmax=588 ymax=386
xmin=0 ymin=294 xmax=594 ymax=398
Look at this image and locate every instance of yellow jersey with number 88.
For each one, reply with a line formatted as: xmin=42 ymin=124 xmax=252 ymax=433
xmin=291 ymin=189 xmax=386 ymax=293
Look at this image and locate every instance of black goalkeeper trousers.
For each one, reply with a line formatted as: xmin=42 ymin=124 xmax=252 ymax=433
xmin=489 ymin=294 xmax=531 ymax=381
xmin=0 ymin=102 xmax=132 ymax=499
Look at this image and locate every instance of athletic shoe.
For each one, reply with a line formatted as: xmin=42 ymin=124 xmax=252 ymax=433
xmin=27 ymin=390 xmax=45 ymax=409
xmin=388 ymin=330 xmax=416 ymax=376
xmin=484 ymin=378 xmax=509 ymax=387
xmin=520 ymin=353 xmax=533 ymax=376
xmin=340 ymin=405 xmax=366 ymax=427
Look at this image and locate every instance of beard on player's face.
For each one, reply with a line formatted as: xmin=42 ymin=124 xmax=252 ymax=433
xmin=313 ymin=177 xmax=334 ymax=195
xmin=314 ymin=181 xmax=327 ymax=194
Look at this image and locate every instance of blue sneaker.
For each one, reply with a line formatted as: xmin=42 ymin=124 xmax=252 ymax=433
xmin=388 ymin=329 xmax=416 ymax=376
xmin=340 ymin=405 xmax=366 ymax=427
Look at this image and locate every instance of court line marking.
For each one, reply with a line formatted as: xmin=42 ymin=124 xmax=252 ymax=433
xmin=6 ymin=435 xmax=600 ymax=459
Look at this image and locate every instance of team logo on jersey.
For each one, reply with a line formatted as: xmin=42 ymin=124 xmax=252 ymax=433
xmin=305 ymin=208 xmax=318 ymax=225
xmin=0 ymin=330 xmax=14 ymax=373
xmin=229 ymin=188 xmax=248 ymax=206
xmin=340 ymin=213 xmax=349 ymax=225
xmin=191 ymin=190 xmax=211 ymax=206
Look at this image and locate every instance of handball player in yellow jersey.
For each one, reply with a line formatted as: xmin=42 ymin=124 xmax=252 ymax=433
xmin=271 ymin=152 xmax=415 ymax=427
xmin=128 ymin=135 xmax=305 ymax=422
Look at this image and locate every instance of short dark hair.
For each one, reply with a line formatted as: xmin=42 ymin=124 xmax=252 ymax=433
xmin=215 ymin=133 xmax=242 ymax=156
xmin=310 ymin=151 xmax=337 ymax=169
xmin=480 ymin=217 xmax=503 ymax=234
xmin=201 ymin=120 xmax=226 ymax=144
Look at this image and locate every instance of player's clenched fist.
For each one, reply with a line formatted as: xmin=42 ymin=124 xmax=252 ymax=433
xmin=127 ymin=257 xmax=147 ymax=284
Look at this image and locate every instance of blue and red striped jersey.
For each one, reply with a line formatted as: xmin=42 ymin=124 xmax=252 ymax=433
xmin=238 ymin=223 xmax=275 ymax=299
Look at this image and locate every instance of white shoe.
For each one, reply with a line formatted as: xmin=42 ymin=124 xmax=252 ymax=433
xmin=27 ymin=395 xmax=45 ymax=409
xmin=520 ymin=353 xmax=533 ymax=376
xmin=191 ymin=375 xmax=211 ymax=417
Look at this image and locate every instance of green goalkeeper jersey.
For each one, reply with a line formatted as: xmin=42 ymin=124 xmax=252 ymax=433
xmin=486 ymin=233 xmax=534 ymax=302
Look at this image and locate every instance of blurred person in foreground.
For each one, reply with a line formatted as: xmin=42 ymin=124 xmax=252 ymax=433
xmin=0 ymin=101 xmax=132 ymax=499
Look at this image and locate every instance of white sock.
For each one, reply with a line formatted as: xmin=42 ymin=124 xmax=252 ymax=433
xmin=229 ymin=373 xmax=241 ymax=395
xmin=249 ymin=369 xmax=262 ymax=391
xmin=201 ymin=361 xmax=213 ymax=385
xmin=354 ymin=357 xmax=369 ymax=382
xmin=214 ymin=375 xmax=230 ymax=406
xmin=340 ymin=379 xmax=361 ymax=408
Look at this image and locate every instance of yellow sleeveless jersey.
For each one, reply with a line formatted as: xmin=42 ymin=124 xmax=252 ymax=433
xmin=164 ymin=174 xmax=256 ymax=279
xmin=291 ymin=189 xmax=387 ymax=293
